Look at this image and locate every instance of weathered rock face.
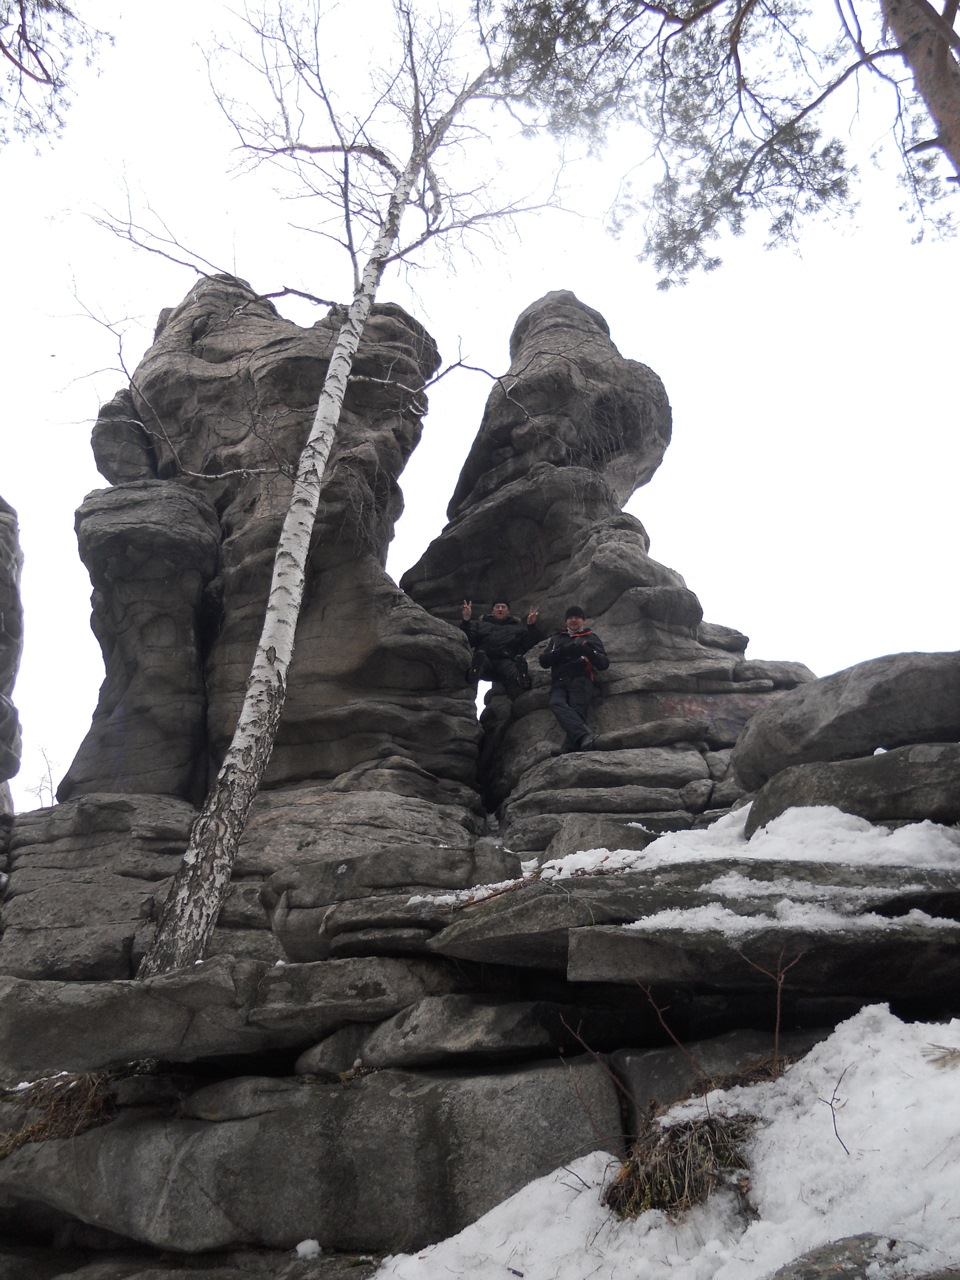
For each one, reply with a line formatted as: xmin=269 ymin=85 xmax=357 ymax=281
xmin=4 ymin=286 xmax=959 ymax=1278
xmin=0 ymin=496 xmax=23 ymax=814
xmin=60 ymin=485 xmax=221 ymax=804
xmin=0 ymin=1059 xmax=619 ymax=1254
xmin=732 ymin=651 xmax=960 ymax=792
xmin=731 ymin=650 xmax=960 ymax=837
xmin=402 ymin=290 xmax=673 ymax=617
xmin=0 ymin=794 xmax=201 ymax=981
xmin=61 ymin=275 xmax=479 ymax=802
xmin=447 ymin=290 xmax=672 ymax=519
xmin=744 ymin=743 xmax=960 ymax=838
xmin=402 ymin=291 xmax=814 ymax=849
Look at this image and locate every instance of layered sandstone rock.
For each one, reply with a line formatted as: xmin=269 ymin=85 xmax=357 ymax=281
xmin=402 ymin=291 xmax=813 ymax=850
xmin=3 ymin=287 xmax=958 ymax=1278
xmin=61 ymin=275 xmax=479 ymax=802
xmin=732 ymin=650 xmax=960 ymax=791
xmin=0 ymin=497 xmax=23 ymax=814
xmin=726 ymin=649 xmax=960 ymax=840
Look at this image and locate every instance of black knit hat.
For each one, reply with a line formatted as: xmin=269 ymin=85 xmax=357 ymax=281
xmin=565 ymin=605 xmax=586 ymax=619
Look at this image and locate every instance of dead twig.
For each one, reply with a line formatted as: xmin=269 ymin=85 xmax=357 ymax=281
xmin=818 ymin=1064 xmax=851 ymax=1155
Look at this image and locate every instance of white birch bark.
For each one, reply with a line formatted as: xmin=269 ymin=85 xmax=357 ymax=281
xmin=138 ymin=66 xmax=491 ymax=979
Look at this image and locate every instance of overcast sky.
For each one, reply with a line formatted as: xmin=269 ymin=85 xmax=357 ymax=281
xmin=2 ymin=0 xmax=956 ymax=809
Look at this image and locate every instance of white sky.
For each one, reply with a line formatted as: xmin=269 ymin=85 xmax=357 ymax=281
xmin=2 ymin=0 xmax=957 ymax=809
xmin=374 ymin=805 xmax=960 ymax=1279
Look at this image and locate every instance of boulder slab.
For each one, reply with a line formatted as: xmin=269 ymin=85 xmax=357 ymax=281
xmin=732 ymin=651 xmax=960 ymax=791
xmin=745 ymin=743 xmax=960 ymax=836
xmin=0 ymin=1061 xmax=621 ymax=1252
xmin=0 ymin=955 xmax=458 ymax=1083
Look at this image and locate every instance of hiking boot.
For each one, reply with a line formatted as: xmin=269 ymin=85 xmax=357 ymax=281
xmin=577 ymin=734 xmax=598 ymax=751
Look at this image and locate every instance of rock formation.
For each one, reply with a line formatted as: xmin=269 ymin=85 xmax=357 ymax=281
xmin=1 ymin=283 xmax=958 ymax=1279
xmin=402 ymin=291 xmax=813 ymax=853
xmin=0 ymin=497 xmax=23 ymax=819
xmin=62 ymin=275 xmax=479 ymax=802
xmin=731 ymin=650 xmax=960 ymax=836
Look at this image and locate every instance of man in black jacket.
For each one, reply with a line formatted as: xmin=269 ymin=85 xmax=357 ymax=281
xmin=460 ymin=598 xmax=540 ymax=700
xmin=539 ymin=605 xmax=609 ymax=753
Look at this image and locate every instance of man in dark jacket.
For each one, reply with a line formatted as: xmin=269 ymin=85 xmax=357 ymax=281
xmin=539 ymin=605 xmax=609 ymax=753
xmin=461 ymin=598 xmax=540 ymax=700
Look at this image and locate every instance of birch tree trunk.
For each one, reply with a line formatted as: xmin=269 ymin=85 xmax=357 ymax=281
xmin=138 ymin=66 xmax=491 ymax=979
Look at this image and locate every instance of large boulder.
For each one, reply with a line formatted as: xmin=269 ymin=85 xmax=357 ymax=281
xmin=732 ymin=651 xmax=960 ymax=791
xmin=745 ymin=743 xmax=960 ymax=837
xmin=447 ymin=289 xmax=672 ymax=519
xmin=1 ymin=767 xmax=494 ymax=980
xmin=0 ymin=1060 xmax=620 ymax=1253
xmin=426 ymin=854 xmax=960 ymax=982
xmin=568 ymin=917 xmax=960 ymax=996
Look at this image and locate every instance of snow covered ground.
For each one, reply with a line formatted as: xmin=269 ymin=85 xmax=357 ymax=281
xmin=376 ymin=807 xmax=960 ymax=1279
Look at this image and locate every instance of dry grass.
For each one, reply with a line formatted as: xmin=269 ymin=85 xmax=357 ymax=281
xmin=605 ymin=1113 xmax=756 ymax=1220
xmin=700 ymin=1054 xmax=796 ymax=1094
xmin=0 ymin=1072 xmax=118 ymax=1159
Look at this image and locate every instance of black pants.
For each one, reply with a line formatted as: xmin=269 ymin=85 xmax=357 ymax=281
xmin=549 ymin=677 xmax=594 ymax=746
xmin=469 ymin=651 xmax=529 ymax=700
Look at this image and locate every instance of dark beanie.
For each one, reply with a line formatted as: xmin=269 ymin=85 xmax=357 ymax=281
xmin=565 ymin=605 xmax=586 ymax=619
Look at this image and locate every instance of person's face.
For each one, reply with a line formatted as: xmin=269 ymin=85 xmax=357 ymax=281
xmin=566 ymin=614 xmax=585 ymax=633
xmin=492 ymin=602 xmax=510 ymax=619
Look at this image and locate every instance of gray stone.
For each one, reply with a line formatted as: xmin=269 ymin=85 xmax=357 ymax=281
xmin=567 ymin=919 xmax=960 ymax=996
xmin=698 ymin=622 xmax=749 ymax=653
xmin=0 ymin=497 xmax=23 ymax=793
xmin=732 ymin=651 xmax=960 ymax=791
xmin=0 ymin=1061 xmax=621 ymax=1253
xmin=0 ymin=1245 xmax=92 ymax=1279
xmin=544 ymin=814 xmax=660 ymax=861
xmin=0 ymin=954 xmax=458 ymax=1083
xmin=765 ymin=1233 xmax=916 ymax=1279
xmin=733 ymin=659 xmax=817 ymax=689
xmin=0 ymin=794 xmax=199 ymax=980
xmin=297 ymin=993 xmax=646 ymax=1071
xmin=508 ymin=748 xmax=711 ymax=807
xmin=67 ymin=275 xmax=481 ymax=800
xmin=57 ymin=483 xmax=221 ymax=805
xmin=745 ymin=742 xmax=960 ymax=836
xmin=447 ymin=289 xmax=672 ymax=519
xmin=502 ymin=809 xmax=697 ymax=855
xmin=295 ymin=1022 xmax=372 ymax=1075
xmin=610 ymin=1027 xmax=827 ymax=1137
xmin=399 ymin=293 xmax=786 ymax=842
xmin=91 ymin=387 xmax=158 ymax=485
xmin=430 ymin=857 xmax=960 ymax=974
xmin=33 ymin=1255 xmax=381 ymax=1280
